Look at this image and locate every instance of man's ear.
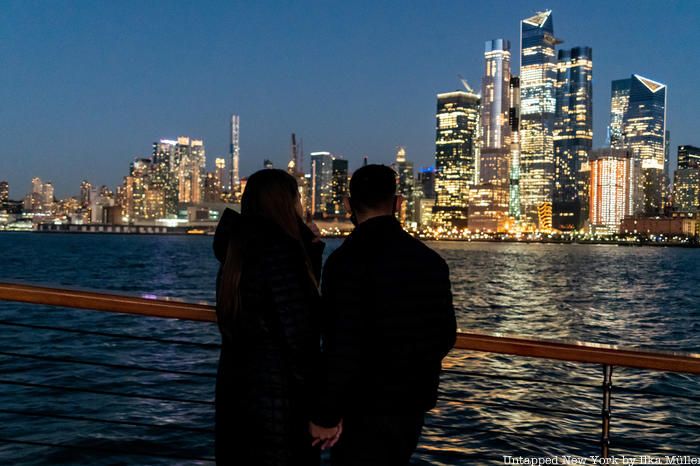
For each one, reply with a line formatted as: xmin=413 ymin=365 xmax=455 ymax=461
xmin=343 ymin=196 xmax=352 ymax=213
xmin=394 ymin=195 xmax=404 ymax=213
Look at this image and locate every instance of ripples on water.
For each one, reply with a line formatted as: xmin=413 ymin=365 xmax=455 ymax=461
xmin=0 ymin=233 xmax=698 ymax=464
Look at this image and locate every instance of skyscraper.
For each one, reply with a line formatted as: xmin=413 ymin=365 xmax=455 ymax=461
xmin=673 ymin=145 xmax=700 ymax=213
xmin=127 ymin=158 xmax=152 ymax=221
xmin=589 ymin=148 xmax=639 ymax=233
xmin=509 ymin=76 xmax=521 ymax=219
xmin=176 ymin=137 xmax=206 ymax=204
xmin=478 ymin=39 xmax=511 ymax=230
xmin=330 ymin=158 xmax=349 ymax=216
xmin=230 ymin=114 xmax=241 ymax=197
xmin=519 ymin=10 xmax=561 ymax=229
xmin=203 ymin=172 xmax=221 ymax=203
xmin=80 ymin=180 xmax=92 ymax=209
xmin=0 ymin=181 xmax=9 ymax=205
xmin=480 ymin=39 xmax=511 ymax=184
xmin=621 ymin=74 xmax=667 ymax=215
xmin=417 ymin=167 xmax=436 ymax=200
xmin=41 ymin=182 xmax=54 ymax=212
xmin=310 ymin=152 xmax=333 ymax=218
xmin=152 ymin=140 xmax=178 ymax=216
xmin=677 ymin=145 xmax=700 ymax=170
xmin=393 ymin=147 xmax=415 ymax=224
xmin=553 ymin=46 xmax=593 ymax=231
xmin=433 ymin=90 xmax=480 ymax=228
xmin=215 ymin=158 xmax=227 ymax=195
xmin=608 ymin=79 xmax=631 ymax=148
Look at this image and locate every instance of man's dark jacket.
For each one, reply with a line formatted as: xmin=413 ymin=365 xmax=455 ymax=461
xmin=313 ymin=215 xmax=456 ymax=427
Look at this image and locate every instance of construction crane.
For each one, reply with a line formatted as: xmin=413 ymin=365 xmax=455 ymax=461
xmin=457 ymin=74 xmax=475 ymax=94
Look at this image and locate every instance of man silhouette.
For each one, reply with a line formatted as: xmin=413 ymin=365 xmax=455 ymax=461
xmin=310 ymin=164 xmax=456 ymax=466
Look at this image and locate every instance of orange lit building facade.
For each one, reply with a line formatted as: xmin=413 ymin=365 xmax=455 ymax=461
xmin=589 ymin=148 xmax=638 ymax=233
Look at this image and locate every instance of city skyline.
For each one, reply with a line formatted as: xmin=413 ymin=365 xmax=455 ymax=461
xmin=2 ymin=1 xmax=699 ymax=198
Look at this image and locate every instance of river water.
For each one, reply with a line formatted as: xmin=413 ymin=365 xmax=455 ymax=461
xmin=0 ymin=233 xmax=698 ymax=465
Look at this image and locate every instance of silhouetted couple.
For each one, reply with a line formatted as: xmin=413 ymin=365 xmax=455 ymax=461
xmin=213 ymin=165 xmax=456 ymax=466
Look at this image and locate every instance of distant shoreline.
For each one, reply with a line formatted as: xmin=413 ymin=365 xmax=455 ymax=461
xmin=3 ymin=229 xmax=698 ymax=248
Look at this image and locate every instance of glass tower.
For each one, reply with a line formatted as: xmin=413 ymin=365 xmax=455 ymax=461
xmin=621 ymin=74 xmax=667 ymax=215
xmin=433 ymin=90 xmax=480 ymax=228
xmin=330 ymin=158 xmax=349 ymax=216
xmin=673 ymin=145 xmax=700 ymax=213
xmin=519 ymin=10 xmax=561 ymax=229
xmin=0 ymin=181 xmax=8 ymax=205
xmin=480 ymin=39 xmax=511 ymax=184
xmin=310 ymin=152 xmax=333 ymax=218
xmin=608 ymin=79 xmax=631 ymax=148
xmin=553 ymin=46 xmax=593 ymax=231
xmin=393 ymin=147 xmax=415 ymax=224
xmin=509 ymin=76 xmax=521 ymax=219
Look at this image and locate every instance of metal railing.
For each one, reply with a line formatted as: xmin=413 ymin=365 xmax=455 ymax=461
xmin=1 ymin=282 xmax=700 ymax=463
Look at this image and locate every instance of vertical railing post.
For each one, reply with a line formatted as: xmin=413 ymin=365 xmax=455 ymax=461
xmin=600 ymin=364 xmax=613 ymax=458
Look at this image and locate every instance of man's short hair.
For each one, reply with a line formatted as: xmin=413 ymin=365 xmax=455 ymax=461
xmin=349 ymin=164 xmax=397 ymax=213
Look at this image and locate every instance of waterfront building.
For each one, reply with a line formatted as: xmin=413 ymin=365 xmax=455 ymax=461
xmin=230 ymin=114 xmax=241 ymax=198
xmin=621 ymin=74 xmax=667 ymax=216
xmin=0 ymin=181 xmax=9 ymax=205
xmin=310 ymin=152 xmax=333 ymax=218
xmin=620 ymin=214 xmax=698 ymax=238
xmin=479 ymin=39 xmax=512 ymax=229
xmin=392 ymin=147 xmax=415 ymax=224
xmin=509 ymin=76 xmax=521 ymax=219
xmin=417 ymin=167 xmax=436 ymax=201
xmin=126 ymin=158 xmax=152 ymax=221
xmin=608 ymin=79 xmax=631 ymax=148
xmin=468 ymin=185 xmax=502 ymax=232
xmin=480 ymin=39 xmax=511 ymax=185
xmin=215 ymin=158 xmax=227 ymax=194
xmin=433 ymin=90 xmax=480 ymax=228
xmin=330 ymin=157 xmax=349 ymax=216
xmin=175 ymin=137 xmax=206 ymax=205
xmin=589 ymin=148 xmax=639 ymax=234
xmin=41 ymin=182 xmax=54 ymax=212
xmin=519 ymin=10 xmax=561 ymax=229
xmin=678 ymin=145 xmax=700 ymax=169
xmin=203 ymin=172 xmax=221 ymax=203
xmin=553 ymin=46 xmax=593 ymax=231
xmin=151 ymin=140 xmax=179 ymax=216
xmin=79 ymin=180 xmax=92 ymax=209
xmin=31 ymin=177 xmax=42 ymax=195
xmin=417 ymin=198 xmax=435 ymax=227
xmin=23 ymin=178 xmax=44 ymax=212
xmin=673 ymin=146 xmax=700 ymax=213
xmin=673 ymin=169 xmax=700 ymax=213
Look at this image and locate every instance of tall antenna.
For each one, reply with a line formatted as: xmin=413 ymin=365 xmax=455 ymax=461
xmin=230 ymin=114 xmax=240 ymax=196
xmin=289 ymin=133 xmax=298 ymax=175
xmin=299 ymin=138 xmax=305 ymax=174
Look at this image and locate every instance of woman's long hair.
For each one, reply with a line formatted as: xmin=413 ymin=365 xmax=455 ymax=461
xmin=218 ymin=169 xmax=315 ymax=329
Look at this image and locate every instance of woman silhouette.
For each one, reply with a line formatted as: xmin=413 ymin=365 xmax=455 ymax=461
xmin=213 ymin=169 xmax=324 ymax=465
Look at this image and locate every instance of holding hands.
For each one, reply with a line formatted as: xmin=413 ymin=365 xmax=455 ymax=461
xmin=309 ymin=420 xmax=343 ymax=450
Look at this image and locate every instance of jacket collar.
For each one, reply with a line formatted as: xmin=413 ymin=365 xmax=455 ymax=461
xmin=349 ymin=215 xmax=402 ymax=242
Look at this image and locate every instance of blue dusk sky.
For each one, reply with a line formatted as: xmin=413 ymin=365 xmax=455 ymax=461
xmin=1 ymin=0 xmax=699 ymax=198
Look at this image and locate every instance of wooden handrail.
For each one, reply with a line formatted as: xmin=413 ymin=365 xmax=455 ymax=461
xmin=0 ymin=282 xmax=216 ymax=322
xmin=2 ymin=282 xmax=700 ymax=374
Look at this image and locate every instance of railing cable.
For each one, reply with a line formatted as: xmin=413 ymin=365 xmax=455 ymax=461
xmin=0 ymin=407 xmax=213 ymax=434
xmin=0 ymin=350 xmax=216 ymax=378
xmin=0 ymin=319 xmax=220 ymax=349
xmin=0 ymin=378 xmax=214 ymax=405
xmin=0 ymin=436 xmax=215 ymax=462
